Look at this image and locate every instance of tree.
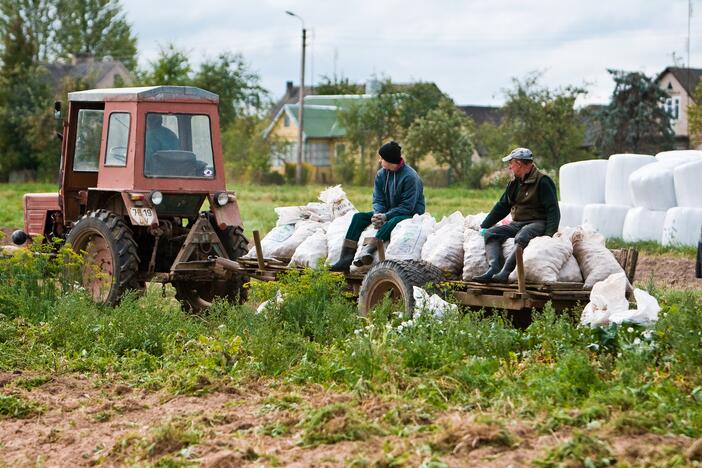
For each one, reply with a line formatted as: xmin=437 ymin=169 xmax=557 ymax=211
xmin=137 ymin=43 xmax=192 ymax=85
xmin=54 ymin=0 xmax=137 ymax=70
xmin=501 ymin=73 xmax=589 ymax=169
xmin=688 ymin=80 xmax=702 ymax=148
xmin=315 ymin=74 xmax=363 ymax=95
xmin=0 ymin=11 xmax=54 ymax=179
xmin=405 ymin=99 xmax=475 ymax=183
xmin=596 ymin=69 xmax=674 ymax=155
xmin=192 ymin=52 xmax=269 ymax=126
xmin=0 ymin=0 xmax=55 ymax=62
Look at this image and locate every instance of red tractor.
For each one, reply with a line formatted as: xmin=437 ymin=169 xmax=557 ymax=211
xmin=14 ymin=86 xmax=249 ymax=310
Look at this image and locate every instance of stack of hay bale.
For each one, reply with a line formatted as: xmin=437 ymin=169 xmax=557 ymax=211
xmin=558 ymin=150 xmax=702 ymax=246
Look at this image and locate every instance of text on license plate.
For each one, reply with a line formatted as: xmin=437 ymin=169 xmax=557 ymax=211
xmin=130 ymin=207 xmax=155 ymax=226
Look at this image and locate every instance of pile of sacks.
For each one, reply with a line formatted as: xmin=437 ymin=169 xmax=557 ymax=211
xmin=559 ymin=150 xmax=702 ymax=246
xmin=249 ymin=187 xmax=623 ymax=288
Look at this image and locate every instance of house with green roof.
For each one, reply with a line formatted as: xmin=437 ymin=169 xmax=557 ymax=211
xmin=263 ymin=94 xmax=374 ymax=183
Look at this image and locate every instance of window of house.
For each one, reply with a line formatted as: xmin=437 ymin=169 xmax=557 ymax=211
xmin=73 ymin=109 xmax=104 ymax=172
xmin=104 ymin=112 xmax=130 ymax=166
xmin=664 ymin=96 xmax=681 ymax=121
xmin=284 ymin=113 xmax=290 ymax=127
xmin=305 ymin=143 xmax=330 ymax=166
xmin=335 ymin=144 xmax=346 ymax=157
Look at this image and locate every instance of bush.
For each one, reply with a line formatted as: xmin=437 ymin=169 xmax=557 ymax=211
xmin=258 ymin=170 xmax=285 ymax=185
xmin=284 ymin=162 xmax=313 ymax=184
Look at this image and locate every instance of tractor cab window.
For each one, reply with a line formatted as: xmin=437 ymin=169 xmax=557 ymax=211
xmin=73 ymin=109 xmax=104 ymax=172
xmin=144 ymin=113 xmax=215 ymax=178
xmin=104 ymin=112 xmax=131 ymax=166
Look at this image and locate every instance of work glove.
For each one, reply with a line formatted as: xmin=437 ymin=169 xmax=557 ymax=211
xmin=479 ymin=228 xmax=487 ymax=236
xmin=371 ymin=213 xmax=387 ymax=228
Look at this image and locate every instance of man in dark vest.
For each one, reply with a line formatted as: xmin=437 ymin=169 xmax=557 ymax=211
xmin=474 ymin=147 xmax=560 ymax=283
xmin=330 ymin=141 xmax=425 ymax=272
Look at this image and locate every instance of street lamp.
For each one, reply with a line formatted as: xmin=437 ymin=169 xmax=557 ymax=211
xmin=286 ymin=10 xmax=306 ymax=185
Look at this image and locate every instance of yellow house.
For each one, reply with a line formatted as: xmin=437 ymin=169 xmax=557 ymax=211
xmin=263 ymin=94 xmax=373 ymax=183
xmin=655 ymin=66 xmax=702 ymax=149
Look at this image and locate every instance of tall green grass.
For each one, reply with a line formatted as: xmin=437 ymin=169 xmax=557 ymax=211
xmin=1 ymin=248 xmax=701 ymax=436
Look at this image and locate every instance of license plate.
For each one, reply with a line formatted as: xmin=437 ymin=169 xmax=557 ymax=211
xmin=129 ymin=207 xmax=155 ymax=226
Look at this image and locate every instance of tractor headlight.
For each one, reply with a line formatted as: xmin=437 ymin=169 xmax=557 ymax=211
xmin=215 ymin=192 xmax=229 ymax=206
xmin=151 ymin=191 xmax=163 ymax=205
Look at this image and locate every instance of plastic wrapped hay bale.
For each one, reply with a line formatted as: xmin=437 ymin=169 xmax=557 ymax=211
xmin=386 ymin=214 xmax=435 ymax=260
xmin=629 ymin=161 xmax=681 ymax=210
xmin=572 ymin=230 xmax=627 ymax=289
xmin=655 ymin=150 xmax=702 ymax=164
xmin=462 ymin=229 xmax=489 ymax=280
xmin=673 ymin=159 xmax=702 ymax=207
xmin=622 ymin=207 xmax=666 ymax=242
xmin=289 ymin=228 xmax=328 ymax=268
xmin=559 ymin=159 xmax=608 ymax=204
xmin=508 ymin=236 xmax=572 ymax=284
xmin=661 ymin=207 xmax=702 ymax=246
xmin=605 ymin=153 xmax=655 ymax=206
xmin=244 ymin=220 xmax=323 ymax=260
xmin=558 ymin=202 xmax=584 ymax=229
xmin=325 ymin=211 xmax=356 ymax=266
xmin=421 ymin=211 xmax=464 ymax=276
xmin=582 ymin=204 xmax=630 ymax=239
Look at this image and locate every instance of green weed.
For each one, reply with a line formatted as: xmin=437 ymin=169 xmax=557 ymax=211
xmin=535 ymin=432 xmax=616 ymax=467
xmin=0 ymin=394 xmax=43 ymax=419
xmin=298 ymin=402 xmax=384 ymax=446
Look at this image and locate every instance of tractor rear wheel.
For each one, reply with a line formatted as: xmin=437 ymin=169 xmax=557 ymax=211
xmin=66 ymin=209 xmax=140 ymax=305
xmin=357 ymin=259 xmax=445 ymax=317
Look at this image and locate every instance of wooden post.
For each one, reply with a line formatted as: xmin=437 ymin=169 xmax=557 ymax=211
xmin=516 ymin=245 xmax=526 ymax=295
xmin=253 ymin=230 xmax=265 ymax=270
xmin=377 ymin=240 xmax=386 ymax=262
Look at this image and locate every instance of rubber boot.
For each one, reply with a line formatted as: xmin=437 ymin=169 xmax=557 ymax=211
xmin=492 ymin=248 xmax=518 ymax=283
xmin=473 ymin=240 xmax=504 ymax=283
xmin=353 ymin=237 xmax=378 ymax=267
xmin=330 ymin=239 xmax=358 ymax=272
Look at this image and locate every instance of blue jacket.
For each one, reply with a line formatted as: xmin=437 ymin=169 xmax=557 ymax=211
xmin=372 ymin=163 xmax=425 ymax=219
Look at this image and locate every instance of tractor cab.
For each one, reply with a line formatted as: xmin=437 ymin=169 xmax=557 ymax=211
xmin=18 ymin=86 xmax=248 ymax=309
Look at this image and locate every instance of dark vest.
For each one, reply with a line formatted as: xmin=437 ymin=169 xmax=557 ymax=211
xmin=507 ymin=166 xmax=546 ymax=222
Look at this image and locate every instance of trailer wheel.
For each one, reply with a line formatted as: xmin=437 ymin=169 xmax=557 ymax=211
xmin=357 ymin=260 xmax=445 ymax=317
xmin=174 ymin=215 xmax=249 ymax=312
xmin=66 ymin=209 xmax=140 ymax=305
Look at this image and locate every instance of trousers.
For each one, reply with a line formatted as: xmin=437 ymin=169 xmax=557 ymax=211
xmin=344 ymin=211 xmax=411 ymax=242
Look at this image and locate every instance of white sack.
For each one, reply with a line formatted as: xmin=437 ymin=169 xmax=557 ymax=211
xmin=245 ymin=220 xmax=323 ymax=260
xmin=629 ymin=161 xmax=680 ymax=210
xmin=413 ymin=286 xmax=458 ymax=318
xmin=386 ymin=213 xmax=435 ymax=260
xmin=274 ymin=206 xmax=306 ymax=226
xmin=464 ymin=212 xmax=488 ymax=231
xmin=508 ymin=236 xmax=572 ymax=284
xmin=673 ymin=159 xmax=702 ymax=207
xmin=622 ymin=207 xmax=666 ymax=243
xmin=558 ymin=202 xmax=584 ymax=229
xmin=604 ymin=153 xmax=655 ymax=206
xmin=661 ymin=207 xmax=702 ymax=246
xmin=558 ymin=254 xmax=583 ymax=283
xmin=318 ymin=184 xmax=356 ymax=219
xmin=559 ymin=160 xmax=608 ymax=204
xmin=289 ymin=228 xmax=328 ymax=268
xmin=581 ymin=272 xmax=660 ymax=327
xmin=302 ymin=202 xmax=333 ymax=223
xmin=582 ymin=204 xmax=630 ymax=239
xmin=502 ymin=237 xmax=515 ymax=260
xmin=655 ymin=150 xmax=702 ymax=164
xmin=462 ymin=229 xmax=489 ymax=281
xmin=572 ymin=231 xmax=626 ymax=289
xmin=325 ymin=211 xmax=356 ymax=266
xmin=421 ymin=211 xmax=465 ymax=275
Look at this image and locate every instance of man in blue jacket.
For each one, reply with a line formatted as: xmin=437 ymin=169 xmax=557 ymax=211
xmin=331 ymin=141 xmax=425 ymax=272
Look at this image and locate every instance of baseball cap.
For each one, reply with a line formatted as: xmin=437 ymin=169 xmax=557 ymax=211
xmin=502 ymin=147 xmax=533 ymax=162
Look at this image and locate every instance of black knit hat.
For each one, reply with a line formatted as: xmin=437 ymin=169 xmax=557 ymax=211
xmin=378 ymin=141 xmax=402 ymax=164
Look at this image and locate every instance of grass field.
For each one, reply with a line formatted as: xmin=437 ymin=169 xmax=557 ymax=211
xmin=0 ymin=182 xmax=700 ymax=465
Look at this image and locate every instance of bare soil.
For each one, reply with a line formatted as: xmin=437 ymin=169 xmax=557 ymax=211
xmin=633 ymin=254 xmax=702 ymax=290
xmin=0 ymin=373 xmax=697 ymax=466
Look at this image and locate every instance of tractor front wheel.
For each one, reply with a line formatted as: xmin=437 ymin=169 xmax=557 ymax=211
xmin=66 ymin=209 xmax=140 ymax=305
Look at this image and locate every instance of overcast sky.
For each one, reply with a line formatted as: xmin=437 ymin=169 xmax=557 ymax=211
xmin=122 ymin=0 xmax=701 ymax=107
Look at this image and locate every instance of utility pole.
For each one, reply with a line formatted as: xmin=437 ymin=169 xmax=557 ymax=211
xmin=286 ymin=11 xmax=306 ymax=184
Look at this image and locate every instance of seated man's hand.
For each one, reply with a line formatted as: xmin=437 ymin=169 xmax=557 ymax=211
xmin=371 ymin=213 xmax=387 ymax=228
